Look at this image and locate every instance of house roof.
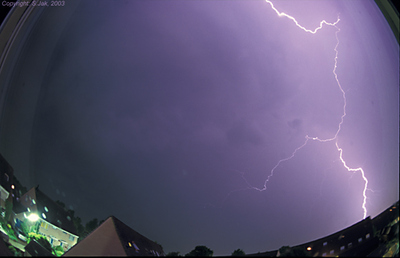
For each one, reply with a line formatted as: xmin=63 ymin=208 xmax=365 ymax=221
xmin=21 ymin=186 xmax=77 ymax=236
xmin=64 ymin=216 xmax=165 ymax=256
xmin=12 ymin=197 xmax=27 ymax=214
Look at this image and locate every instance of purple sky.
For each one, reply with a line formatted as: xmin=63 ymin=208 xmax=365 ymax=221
xmin=0 ymin=0 xmax=398 ymax=255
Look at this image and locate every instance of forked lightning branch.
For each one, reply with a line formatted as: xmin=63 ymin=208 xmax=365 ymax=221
xmin=233 ymin=0 xmax=369 ymax=219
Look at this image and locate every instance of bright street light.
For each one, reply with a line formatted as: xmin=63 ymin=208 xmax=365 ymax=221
xmin=27 ymin=213 xmax=39 ymax=222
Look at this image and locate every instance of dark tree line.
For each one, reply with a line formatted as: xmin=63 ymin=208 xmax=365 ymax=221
xmin=166 ymin=246 xmax=246 ymax=257
xmin=278 ymin=245 xmax=312 ymax=257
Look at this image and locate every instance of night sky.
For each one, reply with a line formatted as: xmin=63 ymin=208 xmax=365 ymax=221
xmin=0 ymin=0 xmax=398 ymax=255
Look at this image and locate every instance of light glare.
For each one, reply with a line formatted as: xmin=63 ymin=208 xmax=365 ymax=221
xmin=27 ymin=213 xmax=39 ymax=222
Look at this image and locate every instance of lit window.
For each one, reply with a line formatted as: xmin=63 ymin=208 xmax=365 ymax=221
xmin=32 ymin=199 xmax=36 ymax=205
xmin=27 ymin=207 xmax=30 ymax=212
xmin=67 ymin=216 xmax=71 ymax=221
xmin=358 ymin=238 xmax=362 ymax=243
xmin=44 ymin=206 xmax=48 ymax=212
xmin=340 ymin=246 xmax=345 ymax=251
xmin=366 ymin=233 xmax=370 ymax=239
xmin=348 ymin=242 xmax=353 ymax=248
xmin=69 ymin=235 xmax=74 ymax=241
xmin=42 ymin=213 xmax=46 ymax=219
xmin=323 ymin=242 xmax=327 ymax=246
xmin=11 ymin=185 xmax=14 ymax=189
xmin=41 ymin=222 xmax=48 ymax=229
xmin=132 ymin=241 xmax=140 ymax=252
xmin=307 ymin=247 xmax=312 ymax=251
xmin=330 ymin=250 xmax=334 ymax=255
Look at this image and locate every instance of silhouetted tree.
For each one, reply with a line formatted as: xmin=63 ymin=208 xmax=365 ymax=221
xmin=278 ymin=246 xmax=291 ymax=256
xmin=278 ymin=245 xmax=311 ymax=257
xmin=232 ymin=249 xmax=245 ymax=256
xmin=167 ymin=251 xmax=182 ymax=256
xmin=185 ymin=245 xmax=213 ymax=256
xmin=55 ymin=200 xmax=85 ymax=239
xmin=73 ymin=216 xmax=85 ymax=240
xmin=85 ymin=218 xmax=99 ymax=234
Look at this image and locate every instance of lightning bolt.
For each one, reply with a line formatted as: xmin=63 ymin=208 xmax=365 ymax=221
xmin=265 ymin=0 xmax=340 ymax=34
xmin=229 ymin=0 xmax=369 ymax=219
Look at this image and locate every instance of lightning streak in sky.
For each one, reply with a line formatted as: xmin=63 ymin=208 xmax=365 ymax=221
xmin=265 ymin=0 xmax=340 ymax=34
xmin=234 ymin=0 xmax=369 ymax=219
